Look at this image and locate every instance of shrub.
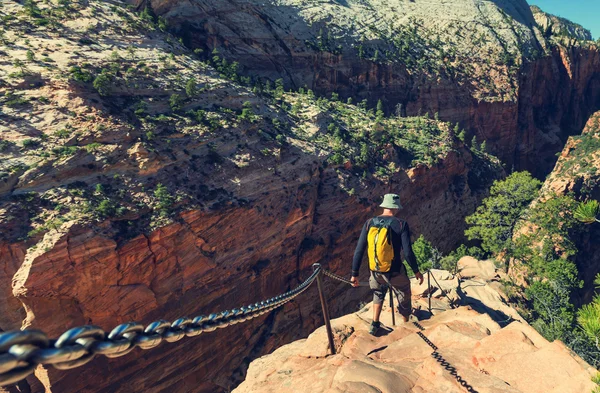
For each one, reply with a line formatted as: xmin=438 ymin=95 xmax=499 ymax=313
xmin=22 ymin=139 xmax=39 ymax=148
xmin=93 ymin=72 xmax=112 ymax=96
xmin=465 ymin=172 xmax=542 ymax=265
xmin=154 ymin=183 xmax=173 ymax=215
xmin=574 ymin=200 xmax=600 ymax=224
xmin=169 ymin=93 xmax=183 ymax=112
xmin=52 ymin=146 xmax=78 ymax=157
xmin=412 ymin=235 xmax=441 ymax=271
xmin=185 ymin=78 xmax=198 ymax=97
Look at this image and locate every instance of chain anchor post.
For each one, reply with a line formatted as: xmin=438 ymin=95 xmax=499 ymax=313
xmin=427 ymin=270 xmax=432 ymax=314
xmin=313 ymin=264 xmax=336 ymax=355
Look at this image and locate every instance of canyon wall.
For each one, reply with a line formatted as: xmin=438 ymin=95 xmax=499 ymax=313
xmin=1 ymin=144 xmax=496 ymax=392
xmin=138 ymin=0 xmax=600 ymax=176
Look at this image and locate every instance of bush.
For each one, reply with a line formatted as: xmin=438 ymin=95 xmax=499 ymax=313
xmin=185 ymin=78 xmax=198 ymax=97
xmin=154 ymin=183 xmax=174 ymax=216
xmin=22 ymin=139 xmax=39 ymax=149
xmin=412 ymin=235 xmax=441 ymax=271
xmin=465 ymin=172 xmax=542 ymax=264
xmin=169 ymin=93 xmax=183 ymax=112
xmin=69 ymin=66 xmax=94 ymax=83
xmin=93 ymin=72 xmax=112 ymax=96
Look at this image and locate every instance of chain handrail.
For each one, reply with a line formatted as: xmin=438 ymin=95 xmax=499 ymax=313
xmin=413 ymin=322 xmax=479 ymax=393
xmin=0 ymin=267 xmax=322 ymax=386
xmin=0 ymin=266 xmax=467 ymax=388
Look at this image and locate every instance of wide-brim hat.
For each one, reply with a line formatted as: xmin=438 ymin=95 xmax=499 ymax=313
xmin=380 ymin=193 xmax=402 ymax=209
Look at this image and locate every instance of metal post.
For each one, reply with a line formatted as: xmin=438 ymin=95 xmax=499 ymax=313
xmin=314 ymin=264 xmax=336 ymax=355
xmin=389 ymin=286 xmax=396 ymax=326
xmin=427 ymin=270 xmax=432 ymax=314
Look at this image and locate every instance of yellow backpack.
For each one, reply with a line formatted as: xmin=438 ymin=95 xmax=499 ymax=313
xmin=367 ymin=218 xmax=395 ymax=272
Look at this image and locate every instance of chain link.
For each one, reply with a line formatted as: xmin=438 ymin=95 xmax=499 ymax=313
xmin=412 ymin=322 xmax=479 ymax=393
xmin=0 ymin=267 xmax=322 ymax=386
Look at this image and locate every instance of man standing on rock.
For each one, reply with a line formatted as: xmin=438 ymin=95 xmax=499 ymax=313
xmin=351 ymin=193 xmax=424 ymax=335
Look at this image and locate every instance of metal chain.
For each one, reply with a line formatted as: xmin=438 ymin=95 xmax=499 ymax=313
xmin=322 ymin=269 xmax=370 ymax=287
xmin=0 ymin=267 xmax=322 ymax=387
xmin=413 ymin=322 xmax=479 ymax=393
xmin=427 ymin=270 xmax=457 ymax=307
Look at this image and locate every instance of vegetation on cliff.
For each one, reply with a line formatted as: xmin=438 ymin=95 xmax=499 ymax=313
xmin=0 ymin=0 xmax=499 ymax=247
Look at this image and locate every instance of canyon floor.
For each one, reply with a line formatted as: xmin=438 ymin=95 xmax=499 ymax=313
xmin=235 ymin=258 xmax=599 ymax=393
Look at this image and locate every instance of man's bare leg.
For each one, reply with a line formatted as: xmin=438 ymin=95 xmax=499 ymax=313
xmin=373 ymin=303 xmax=383 ymax=322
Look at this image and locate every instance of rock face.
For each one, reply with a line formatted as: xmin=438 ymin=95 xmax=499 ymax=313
xmin=235 ymin=259 xmax=599 ymax=393
xmin=531 ymin=5 xmax=593 ymax=41
xmin=1 ymin=148 xmax=492 ymax=392
xmin=540 ymin=111 xmax=600 ymax=304
xmin=0 ymin=2 xmax=500 ymax=392
xmin=137 ymin=0 xmax=600 ymax=175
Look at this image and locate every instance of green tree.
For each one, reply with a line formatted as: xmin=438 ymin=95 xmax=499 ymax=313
xmin=465 ymin=172 xmax=542 ymax=266
xmin=376 ymin=99 xmax=384 ymax=117
xmin=13 ymin=59 xmax=27 ymax=74
xmin=412 ymin=235 xmax=441 ymax=271
xmin=185 ymin=77 xmax=198 ymax=97
xmin=93 ymin=72 xmax=112 ymax=96
xmin=578 ymin=274 xmax=600 ymax=350
xmin=169 ymin=93 xmax=183 ymax=111
xmin=574 ymin=200 xmax=600 ymax=224
xmin=471 ymin=136 xmax=479 ymax=152
xmin=154 ymin=183 xmax=174 ymax=216
xmin=26 ymin=50 xmax=35 ymax=62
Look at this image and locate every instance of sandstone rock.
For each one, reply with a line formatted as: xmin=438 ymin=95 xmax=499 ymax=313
xmin=235 ymin=270 xmax=598 ymax=393
xmin=139 ymin=0 xmax=600 ymax=175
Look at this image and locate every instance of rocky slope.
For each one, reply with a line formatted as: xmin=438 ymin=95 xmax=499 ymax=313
xmin=0 ymin=1 xmax=500 ymax=392
xmin=531 ymin=5 xmax=593 ymax=41
xmin=235 ymin=258 xmax=599 ymax=393
xmin=539 ymin=110 xmax=600 ymax=304
xmin=136 ymin=0 xmax=600 ymax=175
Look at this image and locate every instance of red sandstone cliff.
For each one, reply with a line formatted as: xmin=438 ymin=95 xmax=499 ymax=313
xmin=0 ymin=2 xmax=501 ymax=392
xmin=136 ymin=0 xmax=600 ymax=176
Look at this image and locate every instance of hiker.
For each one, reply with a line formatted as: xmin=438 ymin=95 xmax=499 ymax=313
xmin=350 ymin=193 xmax=424 ymax=335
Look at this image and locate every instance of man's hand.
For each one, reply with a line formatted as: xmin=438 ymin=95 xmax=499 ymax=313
xmin=415 ymin=271 xmax=424 ymax=285
xmin=350 ymin=276 xmax=360 ymax=287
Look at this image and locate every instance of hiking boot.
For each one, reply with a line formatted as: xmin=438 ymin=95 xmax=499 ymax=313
xmin=369 ymin=321 xmax=381 ymax=335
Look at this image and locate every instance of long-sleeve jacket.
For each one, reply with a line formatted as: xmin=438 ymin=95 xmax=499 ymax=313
xmin=352 ymin=216 xmax=419 ymax=277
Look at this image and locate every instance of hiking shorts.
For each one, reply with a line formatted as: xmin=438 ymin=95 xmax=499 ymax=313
xmin=369 ymin=271 xmax=412 ymax=317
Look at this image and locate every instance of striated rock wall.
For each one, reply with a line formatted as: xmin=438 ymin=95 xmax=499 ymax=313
xmin=1 ymin=144 xmax=496 ymax=392
xmin=136 ymin=0 xmax=600 ymax=176
xmin=540 ymin=111 xmax=600 ymax=304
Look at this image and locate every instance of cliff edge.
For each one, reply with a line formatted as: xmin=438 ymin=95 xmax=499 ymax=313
xmin=235 ymin=258 xmax=599 ymax=393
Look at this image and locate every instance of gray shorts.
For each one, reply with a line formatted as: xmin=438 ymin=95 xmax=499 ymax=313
xmin=369 ymin=271 xmax=412 ymax=317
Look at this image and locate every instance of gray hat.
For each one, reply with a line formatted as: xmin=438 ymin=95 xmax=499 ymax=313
xmin=380 ymin=193 xmax=402 ymax=209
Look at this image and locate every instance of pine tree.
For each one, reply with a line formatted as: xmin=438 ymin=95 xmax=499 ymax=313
xmin=185 ymin=78 xmax=198 ymax=97
xmin=465 ymin=172 xmax=542 ymax=259
xmin=376 ymin=99 xmax=384 ymax=117
xmin=471 ymin=136 xmax=479 ymax=151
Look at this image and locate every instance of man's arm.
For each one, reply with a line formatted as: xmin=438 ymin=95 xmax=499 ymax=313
xmin=351 ymin=220 xmax=370 ymax=277
xmin=402 ymin=221 xmax=420 ymax=275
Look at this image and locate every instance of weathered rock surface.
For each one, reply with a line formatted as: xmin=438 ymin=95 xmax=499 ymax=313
xmin=539 ymin=111 xmax=600 ymax=304
xmin=138 ymin=0 xmax=600 ymax=174
xmin=531 ymin=5 xmax=593 ymax=41
xmin=0 ymin=2 xmax=499 ymax=393
xmin=235 ymin=259 xmax=599 ymax=393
